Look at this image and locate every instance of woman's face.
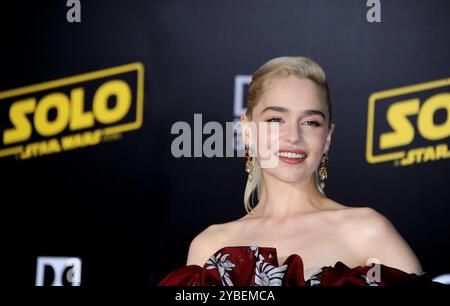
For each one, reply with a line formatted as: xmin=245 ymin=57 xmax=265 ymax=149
xmin=242 ymin=75 xmax=335 ymax=184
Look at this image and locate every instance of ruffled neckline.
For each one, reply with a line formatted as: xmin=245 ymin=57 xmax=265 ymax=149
xmin=201 ymin=245 xmax=350 ymax=282
xmin=204 ymin=245 xmax=349 ymax=268
xmin=205 ymin=245 xmax=298 ymax=266
xmin=159 ymin=245 xmax=438 ymax=286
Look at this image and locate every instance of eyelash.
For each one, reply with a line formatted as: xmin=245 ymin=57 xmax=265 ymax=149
xmin=266 ymin=118 xmax=321 ymax=127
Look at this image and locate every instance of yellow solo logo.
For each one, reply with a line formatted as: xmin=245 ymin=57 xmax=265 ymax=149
xmin=0 ymin=62 xmax=144 ymax=160
xmin=366 ymin=77 xmax=450 ymax=166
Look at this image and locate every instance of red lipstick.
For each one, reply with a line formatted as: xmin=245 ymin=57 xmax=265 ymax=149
xmin=275 ymin=150 xmax=307 ymax=165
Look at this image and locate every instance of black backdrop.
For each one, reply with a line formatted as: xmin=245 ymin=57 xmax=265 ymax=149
xmin=1 ymin=0 xmax=449 ymax=286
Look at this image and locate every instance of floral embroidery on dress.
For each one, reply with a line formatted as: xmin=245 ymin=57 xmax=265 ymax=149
xmin=252 ymin=247 xmax=288 ymax=286
xmin=249 ymin=245 xmax=259 ymax=258
xmin=206 ymin=252 xmax=236 ymax=286
xmin=306 ymin=268 xmax=323 ymax=286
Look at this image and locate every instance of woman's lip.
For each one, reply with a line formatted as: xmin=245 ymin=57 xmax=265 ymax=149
xmin=277 ymin=155 xmax=306 ymax=164
xmin=278 ymin=149 xmax=307 ymax=155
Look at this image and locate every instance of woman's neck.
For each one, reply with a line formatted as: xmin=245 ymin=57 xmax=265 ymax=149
xmin=249 ymin=174 xmax=329 ymax=220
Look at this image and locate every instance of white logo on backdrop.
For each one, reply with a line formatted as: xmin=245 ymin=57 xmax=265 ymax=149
xmin=233 ymin=75 xmax=252 ymax=152
xmin=35 ymin=256 xmax=82 ymax=286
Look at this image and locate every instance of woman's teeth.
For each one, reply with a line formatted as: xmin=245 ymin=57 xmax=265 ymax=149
xmin=275 ymin=152 xmax=306 ymax=159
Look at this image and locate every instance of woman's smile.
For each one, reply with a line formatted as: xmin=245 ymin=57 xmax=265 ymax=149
xmin=274 ymin=150 xmax=307 ymax=164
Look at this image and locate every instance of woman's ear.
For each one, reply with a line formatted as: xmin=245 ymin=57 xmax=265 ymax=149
xmin=325 ymin=123 xmax=335 ymax=152
xmin=240 ymin=115 xmax=251 ymax=146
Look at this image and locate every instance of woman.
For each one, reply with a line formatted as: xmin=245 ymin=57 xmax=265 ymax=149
xmin=159 ymin=56 xmax=439 ymax=286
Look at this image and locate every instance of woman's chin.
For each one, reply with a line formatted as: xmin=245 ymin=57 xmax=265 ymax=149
xmin=270 ymin=173 xmax=311 ymax=184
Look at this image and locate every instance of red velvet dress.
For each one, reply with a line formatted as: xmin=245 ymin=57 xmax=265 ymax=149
xmin=158 ymin=245 xmax=442 ymax=286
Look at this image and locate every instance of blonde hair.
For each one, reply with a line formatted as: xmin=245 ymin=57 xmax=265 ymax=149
xmin=243 ymin=56 xmax=333 ymax=213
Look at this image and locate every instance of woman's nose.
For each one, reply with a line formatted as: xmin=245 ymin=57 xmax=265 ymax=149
xmin=285 ymin=122 xmax=302 ymax=144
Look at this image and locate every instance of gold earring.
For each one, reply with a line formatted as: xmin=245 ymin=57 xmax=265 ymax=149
xmin=245 ymin=144 xmax=254 ymax=182
xmin=319 ymin=152 xmax=329 ymax=189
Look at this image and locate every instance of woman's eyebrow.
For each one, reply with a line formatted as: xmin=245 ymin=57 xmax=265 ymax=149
xmin=261 ymin=106 xmax=326 ymax=120
xmin=261 ymin=106 xmax=289 ymax=113
xmin=303 ymin=109 xmax=326 ymax=120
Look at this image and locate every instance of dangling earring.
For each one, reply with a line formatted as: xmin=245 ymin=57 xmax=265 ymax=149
xmin=319 ymin=152 xmax=329 ymax=189
xmin=245 ymin=144 xmax=254 ymax=182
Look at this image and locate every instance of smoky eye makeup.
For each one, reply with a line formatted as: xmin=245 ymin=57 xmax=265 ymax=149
xmin=264 ymin=117 xmax=324 ymax=127
xmin=265 ymin=117 xmax=283 ymax=123
xmin=302 ymin=120 xmax=321 ymax=127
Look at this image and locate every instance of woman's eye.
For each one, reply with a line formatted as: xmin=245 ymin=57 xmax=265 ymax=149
xmin=302 ymin=121 xmax=320 ymax=127
xmin=267 ymin=118 xmax=283 ymax=123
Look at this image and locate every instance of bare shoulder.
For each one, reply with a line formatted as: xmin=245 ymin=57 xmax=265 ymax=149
xmin=318 ymin=200 xmax=374 ymax=222
xmin=338 ymin=206 xmax=387 ymax=225
xmin=344 ymin=206 xmax=424 ymax=275
xmin=186 ymin=222 xmax=231 ymax=266
xmin=342 ymin=206 xmax=400 ymax=237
